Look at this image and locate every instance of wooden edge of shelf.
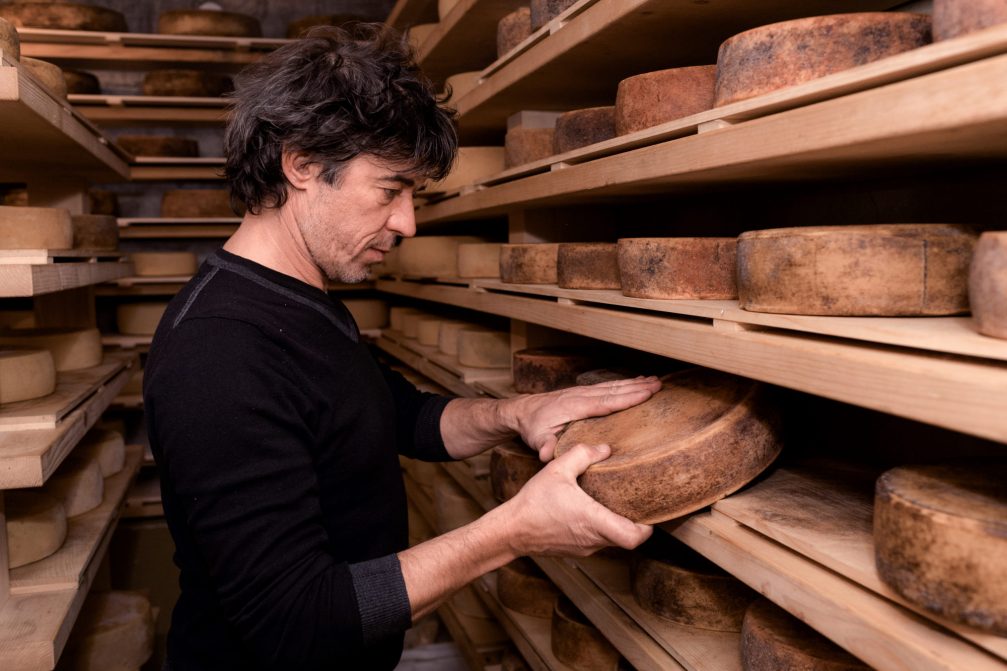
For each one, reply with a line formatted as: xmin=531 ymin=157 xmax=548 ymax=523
xmin=0 ymin=260 xmax=134 ymax=298
xmin=376 ymin=335 xmax=484 ymax=398
xmin=385 ymin=328 xmax=512 ymax=384
xmin=15 ymin=27 xmax=290 ymax=51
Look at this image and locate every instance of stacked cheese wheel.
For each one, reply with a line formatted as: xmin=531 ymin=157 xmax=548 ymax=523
xmin=615 ymin=66 xmax=717 ymax=135
xmin=458 ymin=243 xmax=502 ymax=278
xmin=741 ymin=599 xmax=869 ymax=670
xmin=0 ymin=205 xmax=72 ymax=249
xmin=512 ymin=347 xmax=595 ymax=393
xmin=22 ymin=57 xmax=67 ymax=98
xmin=551 ymin=597 xmax=623 ymax=671
xmin=970 ymin=231 xmax=1007 ymax=339
xmin=63 ymin=68 xmax=99 ymax=94
xmin=45 ymin=451 xmax=104 ymax=517
xmin=389 ymin=306 xmax=420 ymax=332
xmin=618 ymin=237 xmax=737 ymax=299
xmin=143 ymin=69 xmax=233 ymax=97
xmin=161 ymin=189 xmax=235 ymax=218
xmin=443 ymin=70 xmax=481 ymax=103
xmin=0 ymin=327 xmax=102 ymax=371
xmin=61 ymin=590 xmax=155 ymax=671
xmin=554 ymin=107 xmax=617 ymax=153
xmin=131 ymin=252 xmax=198 ymax=277
xmin=157 ymin=9 xmax=261 ymax=37
xmin=500 ymin=243 xmax=559 ymax=284
xmin=71 ymin=214 xmax=118 ymax=250
xmin=5 ymin=489 xmax=66 ymax=568
xmin=490 ymin=441 xmax=541 ymax=502
xmin=398 ymin=235 xmax=487 ymax=277
xmin=558 ymin=242 xmax=620 ymax=290
xmin=438 ymin=320 xmax=474 ymax=356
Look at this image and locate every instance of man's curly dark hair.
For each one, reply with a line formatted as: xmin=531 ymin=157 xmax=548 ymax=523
xmin=224 ymin=23 xmax=457 ymax=214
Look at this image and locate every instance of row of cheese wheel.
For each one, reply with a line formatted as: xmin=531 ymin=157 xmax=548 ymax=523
xmin=390 ymin=307 xmax=512 ymax=369
xmin=0 ymin=327 xmax=104 ymax=405
xmin=0 ymin=205 xmax=117 ymax=251
xmin=60 ymin=590 xmax=155 ymax=671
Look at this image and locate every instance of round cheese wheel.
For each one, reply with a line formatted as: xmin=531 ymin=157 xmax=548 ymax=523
xmin=504 ymin=126 xmax=555 ymax=168
xmin=0 ymin=310 xmax=35 ymax=329
xmin=551 ymin=597 xmax=621 ymax=671
xmin=500 ymin=243 xmax=559 ymax=284
xmin=530 ymin=0 xmax=577 ymax=31
xmin=498 ymin=558 xmax=559 ymax=618
xmin=458 ymin=243 xmax=502 ymax=278
xmin=557 ymin=242 xmax=620 ymax=290
xmin=0 ymin=348 xmax=55 ymax=404
xmin=157 ymin=9 xmax=261 ymax=37
xmin=554 ymin=106 xmax=617 ymax=154
xmin=0 ymin=327 xmax=101 ymax=371
xmin=63 ymin=68 xmax=99 ymax=94
xmin=88 ymin=189 xmax=119 ymax=217
xmin=497 ymin=7 xmax=531 ymax=58
xmin=389 ymin=307 xmax=420 ymax=332
xmin=0 ymin=2 xmax=128 ymax=31
xmin=142 ymin=69 xmax=233 ymax=97
xmin=1 ymin=16 xmax=20 ymax=61
xmin=438 ymin=0 xmax=461 ymax=20
xmin=452 ymin=585 xmax=494 ymax=621
xmin=428 ymin=147 xmax=505 ymax=194
xmin=444 ymin=70 xmax=481 ymax=103
xmin=741 ymin=599 xmax=869 ymax=671
xmin=286 ymin=14 xmax=364 ymax=39
xmin=78 ymin=429 xmax=125 ymax=477
xmin=5 ymin=489 xmax=67 ymax=568
xmin=417 ymin=317 xmax=443 ymax=346
xmin=576 ymin=368 xmax=634 ymax=385
xmin=0 ymin=204 xmax=73 ymax=250
xmin=116 ymin=303 xmax=168 ymax=336
xmin=512 ymin=347 xmax=594 ymax=393
xmin=970 ymin=231 xmax=1007 ymax=340
xmin=934 ymin=0 xmax=1007 ymax=40
xmin=45 ymin=454 xmax=104 ymax=517
xmin=62 ymin=591 xmax=154 ymax=671
xmin=554 ymin=368 xmax=781 ymax=524
xmin=617 ymin=237 xmax=737 ymax=300
xmin=344 ymin=299 xmax=388 ymax=330
xmin=490 ymin=441 xmax=541 ymax=502
xmin=21 ymin=56 xmax=66 ymax=98
xmin=71 ymin=214 xmax=117 ymax=251
xmin=406 ymin=22 xmax=438 ymax=52
xmin=130 ymin=252 xmax=197 ymax=277
xmin=715 ymin=13 xmax=932 ymax=107
xmin=399 ymin=236 xmax=486 ymax=277
xmin=738 ymin=224 xmax=976 ymax=316
xmin=116 ymin=135 xmax=199 ymax=158
xmin=874 ymin=464 xmax=1007 ymax=634
xmin=438 ymin=320 xmax=471 ymax=356
xmin=402 ymin=312 xmax=425 ymax=339
xmin=457 ymin=328 xmax=509 ymax=368
xmin=615 ymin=66 xmax=717 ymax=135
xmin=434 ymin=471 xmax=483 ymax=534
xmin=161 ymin=189 xmax=235 ymax=218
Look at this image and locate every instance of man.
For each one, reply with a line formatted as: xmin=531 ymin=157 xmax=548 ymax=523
xmin=145 ymin=24 xmax=658 ymax=670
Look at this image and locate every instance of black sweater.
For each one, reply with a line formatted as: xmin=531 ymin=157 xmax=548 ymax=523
xmin=145 ymin=250 xmax=452 ymax=670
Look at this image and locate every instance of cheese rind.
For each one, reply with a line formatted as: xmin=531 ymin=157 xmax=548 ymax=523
xmin=88 ymin=189 xmax=119 ymax=216
xmin=438 ymin=320 xmax=470 ymax=356
xmin=116 ymin=303 xmax=168 ymax=336
xmin=458 ymin=243 xmax=502 ymax=278
xmin=0 ymin=2 xmax=128 ymax=31
xmin=417 ymin=317 xmax=443 ymax=346
xmin=934 ymin=0 xmax=1007 ymax=40
xmin=0 ymin=327 xmax=102 ymax=371
xmin=143 ymin=69 xmax=233 ymax=97
xmin=0 ymin=348 xmax=56 ymax=404
xmin=490 ymin=441 xmax=541 ymax=502
xmin=344 ymin=299 xmax=388 ymax=330
xmin=498 ymin=558 xmax=559 ymax=618
xmin=505 ymin=126 xmax=555 ymax=168
xmin=618 ymin=237 xmax=737 ymax=299
xmin=390 ymin=307 xmax=420 ymax=332
xmin=497 ymin=7 xmax=531 ymax=58
xmin=512 ymin=347 xmax=594 ymax=393
xmin=457 ymin=329 xmax=509 ymax=368
xmin=45 ymin=454 xmax=104 ymax=517
xmin=970 ymin=231 xmax=1007 ymax=339
xmin=402 ymin=312 xmax=425 ymax=339
xmin=741 ymin=599 xmax=869 ymax=671
xmin=399 ymin=236 xmax=486 ymax=277
xmin=530 ymin=0 xmax=577 ymax=31
xmin=557 ymin=242 xmax=620 ymax=290
xmin=5 ymin=489 xmax=67 ymax=568
xmin=157 ymin=9 xmax=261 ymax=37
xmin=500 ymin=243 xmax=559 ymax=284
xmin=78 ymin=429 xmax=126 ymax=477
xmin=130 ymin=252 xmax=197 ymax=277
xmin=554 ymin=106 xmax=617 ymax=154
xmin=551 ymin=597 xmax=621 ymax=671
xmin=22 ymin=56 xmax=66 ymax=97
xmin=161 ymin=189 xmax=235 ymax=218
xmin=0 ymin=204 xmax=73 ymax=249
xmin=427 ymin=147 xmax=505 ymax=194
xmin=71 ymin=214 xmax=118 ymax=250
xmin=1 ymin=15 xmax=20 ymax=60
xmin=117 ymin=135 xmax=199 ymax=158
xmin=62 ymin=590 xmax=155 ymax=671
xmin=63 ymin=68 xmax=98 ymax=94
xmin=615 ymin=66 xmax=717 ymax=135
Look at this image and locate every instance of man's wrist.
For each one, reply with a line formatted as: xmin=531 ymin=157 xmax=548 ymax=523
xmin=494 ymin=396 xmax=524 ymax=437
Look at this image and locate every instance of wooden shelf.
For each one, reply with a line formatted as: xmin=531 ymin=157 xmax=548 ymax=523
xmin=123 ymin=466 xmax=163 ymax=520
xmin=101 ymin=334 xmax=151 ymax=351
xmin=96 ymin=275 xmax=190 ymax=297
xmin=383 ymin=328 xmax=512 ymax=385
xmin=0 ymin=259 xmax=133 ymax=297
xmin=376 ymin=335 xmax=485 ymax=398
xmin=128 ymin=157 xmax=225 ymax=181
xmin=69 ymin=94 xmax=229 ymax=126
xmin=473 ymin=572 xmax=567 ymax=671
xmin=117 ymin=217 xmax=239 ymax=239
xmin=386 ymin=0 xmax=439 ymax=31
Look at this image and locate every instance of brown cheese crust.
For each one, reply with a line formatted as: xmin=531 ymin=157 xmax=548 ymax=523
xmin=497 ymin=7 xmax=532 ymax=58
xmin=512 ymin=347 xmax=595 ymax=393
xmin=557 ymin=242 xmax=621 ymax=290
xmin=551 ymin=597 xmax=621 ymax=671
xmin=500 ymin=243 xmax=559 ymax=284
xmin=530 ymin=0 xmax=577 ymax=31
xmin=117 ymin=135 xmax=199 ymax=158
xmin=143 ymin=69 xmax=233 ymax=97
xmin=504 ymin=126 xmax=555 ymax=168
xmin=933 ymin=0 xmax=1007 ymax=40
xmin=0 ymin=2 xmax=128 ymax=31
xmin=157 ymin=9 xmax=261 ymax=37
xmin=63 ymin=69 xmax=99 ymax=94
xmin=741 ymin=599 xmax=869 ymax=671
xmin=553 ymin=106 xmax=617 ymax=154
xmin=22 ymin=57 xmax=66 ymax=98
xmin=490 ymin=441 xmax=542 ymax=502
xmin=161 ymin=189 xmax=236 ymax=218
xmin=970 ymin=232 xmax=1007 ymax=339
xmin=71 ymin=214 xmax=118 ymax=250
xmin=615 ymin=66 xmax=717 ymax=135
xmin=497 ymin=558 xmax=559 ymax=618
xmin=617 ymin=237 xmax=737 ymax=300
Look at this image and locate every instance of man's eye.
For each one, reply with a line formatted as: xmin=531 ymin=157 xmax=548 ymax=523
xmin=382 ymin=188 xmax=400 ymax=201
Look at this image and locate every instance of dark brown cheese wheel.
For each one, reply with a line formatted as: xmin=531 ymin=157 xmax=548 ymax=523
xmin=161 ymin=189 xmax=236 ymax=218
xmin=71 ymin=214 xmax=117 ymax=250
xmin=497 ymin=558 xmax=560 ymax=618
xmin=874 ymin=464 xmax=1007 ymax=635
xmin=554 ymin=368 xmax=781 ymax=524
xmin=553 ymin=106 xmax=616 ymax=154
xmin=933 ymin=0 xmax=1007 ymax=40
xmin=741 ymin=599 xmax=869 ymax=671
xmin=500 ymin=243 xmax=559 ymax=284
xmin=287 ymin=14 xmax=365 ymax=39
xmin=88 ymin=189 xmax=118 ymax=216
xmin=615 ymin=66 xmax=717 ymax=135
xmin=715 ymin=13 xmax=931 ymax=107
xmin=617 ymin=237 xmax=737 ymax=300
xmin=512 ymin=347 xmax=594 ymax=393
xmin=157 ymin=9 xmax=261 ymax=37
xmin=1 ymin=15 xmax=20 ymax=60
xmin=970 ymin=231 xmax=1007 ymax=340
xmin=63 ymin=68 xmax=99 ymax=94
xmin=530 ymin=0 xmax=577 ymax=31
xmin=0 ymin=2 xmax=127 ymax=31
xmin=551 ymin=597 xmax=621 ymax=671
xmin=117 ymin=135 xmax=199 ymax=158
xmin=490 ymin=441 xmax=542 ymax=502
xmin=21 ymin=57 xmax=65 ymax=97
xmin=737 ymin=224 xmax=976 ymax=316
xmin=557 ymin=242 xmax=620 ymax=290
xmin=576 ymin=368 xmax=634 ymax=385
xmin=504 ymin=126 xmax=555 ymax=168
xmin=143 ymin=69 xmax=232 ymax=97
xmin=497 ymin=7 xmax=531 ymax=58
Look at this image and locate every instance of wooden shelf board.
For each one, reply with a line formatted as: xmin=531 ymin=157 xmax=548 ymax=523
xmin=384 ymin=328 xmax=512 ymax=384
xmin=0 ymin=249 xmax=122 ymax=265
xmin=0 ymin=260 xmax=133 ymax=298
xmin=128 ymin=164 xmax=224 ymax=181
xmin=117 ymin=217 xmax=240 ymax=239
xmin=75 ymin=105 xmax=228 ymax=126
xmin=68 ymin=94 xmax=229 ymax=108
xmin=376 ymin=335 xmax=484 ymax=398
xmin=386 ymin=0 xmax=439 ymax=30
xmin=118 ymin=217 xmax=240 ymax=227
xmin=0 ymin=353 xmax=137 ymax=488
xmin=101 ymin=334 xmax=152 ymax=350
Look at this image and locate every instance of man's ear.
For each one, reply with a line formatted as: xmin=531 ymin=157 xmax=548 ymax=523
xmin=281 ymin=150 xmax=321 ymax=191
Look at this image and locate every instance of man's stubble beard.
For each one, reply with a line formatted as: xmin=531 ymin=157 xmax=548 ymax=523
xmin=298 ymin=218 xmax=384 ymax=285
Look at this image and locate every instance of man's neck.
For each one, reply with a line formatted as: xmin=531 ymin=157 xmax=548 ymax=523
xmin=223 ymin=207 xmax=326 ymax=290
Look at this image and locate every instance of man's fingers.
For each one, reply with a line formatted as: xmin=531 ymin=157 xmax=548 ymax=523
xmin=579 ymin=385 xmax=660 ymax=418
xmin=591 ymin=505 xmax=653 ymax=549
xmin=538 ymin=434 xmax=558 ymax=462
xmin=549 ymin=442 xmax=611 ymax=478
xmin=583 ymin=375 xmax=660 ymax=390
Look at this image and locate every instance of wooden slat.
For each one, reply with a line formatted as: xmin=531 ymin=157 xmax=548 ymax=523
xmin=128 ymin=164 xmax=225 ymax=181
xmin=376 ymin=335 xmax=484 ymax=397
xmin=75 ymin=104 xmax=228 ymax=126
xmin=386 ymin=0 xmax=439 ymax=30
xmin=118 ymin=225 xmax=238 ymax=239
xmin=100 ymin=334 xmax=151 ymax=351
xmin=386 ymin=328 xmax=512 ymax=384
xmin=0 ymin=261 xmax=133 ymax=297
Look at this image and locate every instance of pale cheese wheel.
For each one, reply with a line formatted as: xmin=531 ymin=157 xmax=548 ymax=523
xmin=551 ymin=597 xmax=621 ymax=671
xmin=438 ymin=0 xmax=461 ymax=20
xmin=0 ymin=348 xmax=55 ymax=404
xmin=0 ymin=2 xmax=128 ymax=31
xmin=530 ymin=0 xmax=577 ymax=31
xmin=934 ymin=0 xmax=1007 ymax=40
xmin=715 ymin=13 xmax=932 ymax=107
xmin=500 ymin=243 xmax=559 ymax=284
xmin=417 ymin=317 xmax=443 ymax=346
xmin=741 ymin=599 xmax=869 ymax=671
xmin=286 ymin=13 xmax=364 ymax=39
xmin=402 ymin=312 xmax=425 ymax=339
xmin=399 ymin=236 xmax=486 ymax=277
xmin=130 ymin=252 xmax=197 ymax=277
xmin=512 ymin=347 xmax=594 ymax=393
xmin=557 ymin=242 xmax=620 ymax=290
xmin=497 ymin=7 xmax=531 ymax=58
xmin=498 ymin=558 xmax=560 ymax=618
xmin=457 ymin=328 xmax=509 ymax=368
xmin=554 ymin=106 xmax=617 ymax=154
xmin=458 ymin=243 xmax=502 ymax=278
xmin=438 ymin=320 xmax=470 ymax=356
xmin=970 ymin=231 xmax=1007 ymax=339
xmin=77 ymin=429 xmax=125 ymax=477
xmin=490 ymin=441 xmax=541 ymax=502
xmin=71 ymin=214 xmax=118 ymax=251
xmin=738 ymin=224 xmax=976 ymax=316
xmin=428 ymin=147 xmax=505 ymax=194
xmin=62 ymin=591 xmax=154 ymax=671
xmin=618 ymin=237 xmax=737 ymax=300
xmin=161 ymin=189 xmax=235 ymax=218
xmin=389 ymin=307 xmax=420 ymax=332
xmin=1 ymin=16 xmax=19 ymax=60
xmin=554 ymin=368 xmax=782 ymax=524
xmin=0 ymin=327 xmax=101 ymax=371
xmin=143 ymin=69 xmax=233 ymax=97
xmin=5 ymin=489 xmax=67 ymax=568
xmin=157 ymin=9 xmax=261 ymax=37
xmin=22 ymin=56 xmax=66 ymax=98
xmin=444 ymin=71 xmax=481 ymax=103
xmin=0 ymin=310 xmax=34 ymax=329
xmin=0 ymin=204 xmax=72 ymax=249
xmin=874 ymin=464 xmax=1007 ymax=634
xmin=45 ymin=453 xmax=104 ymax=517
xmin=88 ymin=189 xmax=119 ymax=217
xmin=344 ymin=299 xmax=389 ymax=330
xmin=117 ymin=135 xmax=199 ymax=158
xmin=63 ymin=69 xmax=99 ymax=94
xmin=407 ymin=22 xmax=438 ymax=52
xmin=116 ymin=303 xmax=168 ymax=336
xmin=615 ymin=66 xmax=717 ymax=135
xmin=504 ymin=126 xmax=555 ymax=168
xmin=434 ymin=471 xmax=483 ymax=534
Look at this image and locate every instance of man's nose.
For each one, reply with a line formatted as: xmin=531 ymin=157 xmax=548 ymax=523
xmin=388 ymin=192 xmax=417 ymax=238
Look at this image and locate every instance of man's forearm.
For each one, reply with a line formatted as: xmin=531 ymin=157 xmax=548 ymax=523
xmin=439 ymin=397 xmax=520 ymax=459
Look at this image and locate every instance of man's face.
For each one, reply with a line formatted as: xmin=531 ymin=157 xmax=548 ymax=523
xmin=296 ymin=154 xmax=422 ymax=284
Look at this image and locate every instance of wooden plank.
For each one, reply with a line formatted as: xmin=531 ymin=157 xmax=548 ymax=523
xmin=376 ymin=335 xmax=484 ymax=397
xmin=16 ymin=27 xmax=288 ymax=51
xmin=128 ymin=164 xmax=225 ymax=181
xmin=75 ymin=104 xmax=228 ymax=126
xmin=118 ymin=217 xmax=240 ymax=226
xmin=437 ymin=597 xmax=505 ymax=670
xmin=392 ymin=329 xmax=513 ymax=384
xmin=386 ymin=0 xmax=439 ymax=30
xmin=68 ymin=94 xmax=229 ymax=108
xmin=118 ymin=224 xmax=237 ymax=239
xmin=100 ymin=334 xmax=151 ymax=351
xmin=441 ymin=461 xmax=497 ymax=512
xmin=0 ymin=249 xmax=122 ymax=265
xmin=0 ymin=261 xmax=133 ymax=297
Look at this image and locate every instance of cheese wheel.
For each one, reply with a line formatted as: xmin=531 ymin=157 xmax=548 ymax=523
xmin=62 ymin=591 xmax=154 ymax=671
xmin=0 ymin=3 xmax=128 ymax=31
xmin=0 ymin=348 xmax=55 ymax=404
xmin=498 ymin=558 xmax=560 ymax=618
xmin=63 ymin=68 xmax=99 ymax=94
xmin=0 ymin=310 xmax=34 ymax=329
xmin=741 ymin=599 xmax=869 ymax=671
xmin=458 ymin=243 xmax=502 ymax=278
xmin=399 ymin=236 xmax=486 ymax=277
xmin=444 ymin=70 xmax=481 ymax=103
xmin=557 ymin=242 xmax=620 ymax=290
xmin=417 ymin=317 xmax=443 ymax=346
xmin=1 ymin=16 xmax=20 ymax=60
xmin=77 ymin=429 xmax=125 ymax=477
xmin=21 ymin=57 xmax=66 ymax=98
xmin=457 ymin=328 xmax=509 ymax=368
xmin=438 ymin=0 xmax=461 ymax=20
xmin=452 ymin=585 xmax=494 ymax=621
xmin=428 ymin=147 xmax=505 ymax=193
xmin=71 ymin=214 xmax=117 ymax=251
xmin=116 ymin=303 xmax=167 ymax=336
xmin=45 ymin=454 xmax=104 ymax=517
xmin=500 ymin=243 xmax=559 ymax=284
xmin=490 ymin=441 xmax=542 ymax=502
xmin=615 ymin=66 xmax=717 ymax=135
xmin=502 ymin=648 xmax=530 ymax=671
xmin=344 ymin=299 xmax=388 ymax=330
xmin=530 ymin=0 xmax=577 ymax=31
xmin=389 ymin=307 xmax=420 ymax=332
xmin=370 ymin=244 xmax=400 ymax=277
xmin=130 ymin=252 xmax=197 ymax=277
xmin=715 ymin=13 xmax=932 ymax=107
xmin=0 ymin=205 xmax=72 ymax=250
xmin=402 ymin=312 xmax=425 ymax=339
xmin=286 ymin=13 xmax=364 ymax=39
xmin=576 ymin=368 xmax=634 ymax=385
xmin=512 ymin=347 xmax=594 ymax=393
xmin=970 ymin=231 xmax=1007 ymax=339
xmin=0 ymin=327 xmax=101 ymax=371
xmin=934 ymin=0 xmax=1007 ymax=40
xmin=874 ymin=464 xmax=1007 ymax=634
xmin=554 ymin=368 xmax=781 ymax=524
xmin=738 ymin=224 xmax=976 ymax=316
xmin=434 ymin=471 xmax=483 ymax=534
xmin=406 ymin=22 xmax=438 ymax=51
xmin=497 ymin=7 xmax=531 ymax=58
xmin=143 ymin=69 xmax=233 ymax=97
xmin=117 ymin=135 xmax=199 ymax=158
xmin=438 ymin=320 xmax=470 ymax=356
xmin=554 ymin=106 xmax=617 ymax=154
xmin=617 ymin=237 xmax=737 ymax=300
xmin=551 ymin=597 xmax=621 ymax=671
xmin=157 ymin=9 xmax=261 ymax=37
xmin=504 ymin=126 xmax=555 ymax=168
xmin=161 ymin=189 xmax=235 ymax=218
xmin=88 ymin=189 xmax=119 ymax=217
xmin=5 ymin=489 xmax=67 ymax=568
